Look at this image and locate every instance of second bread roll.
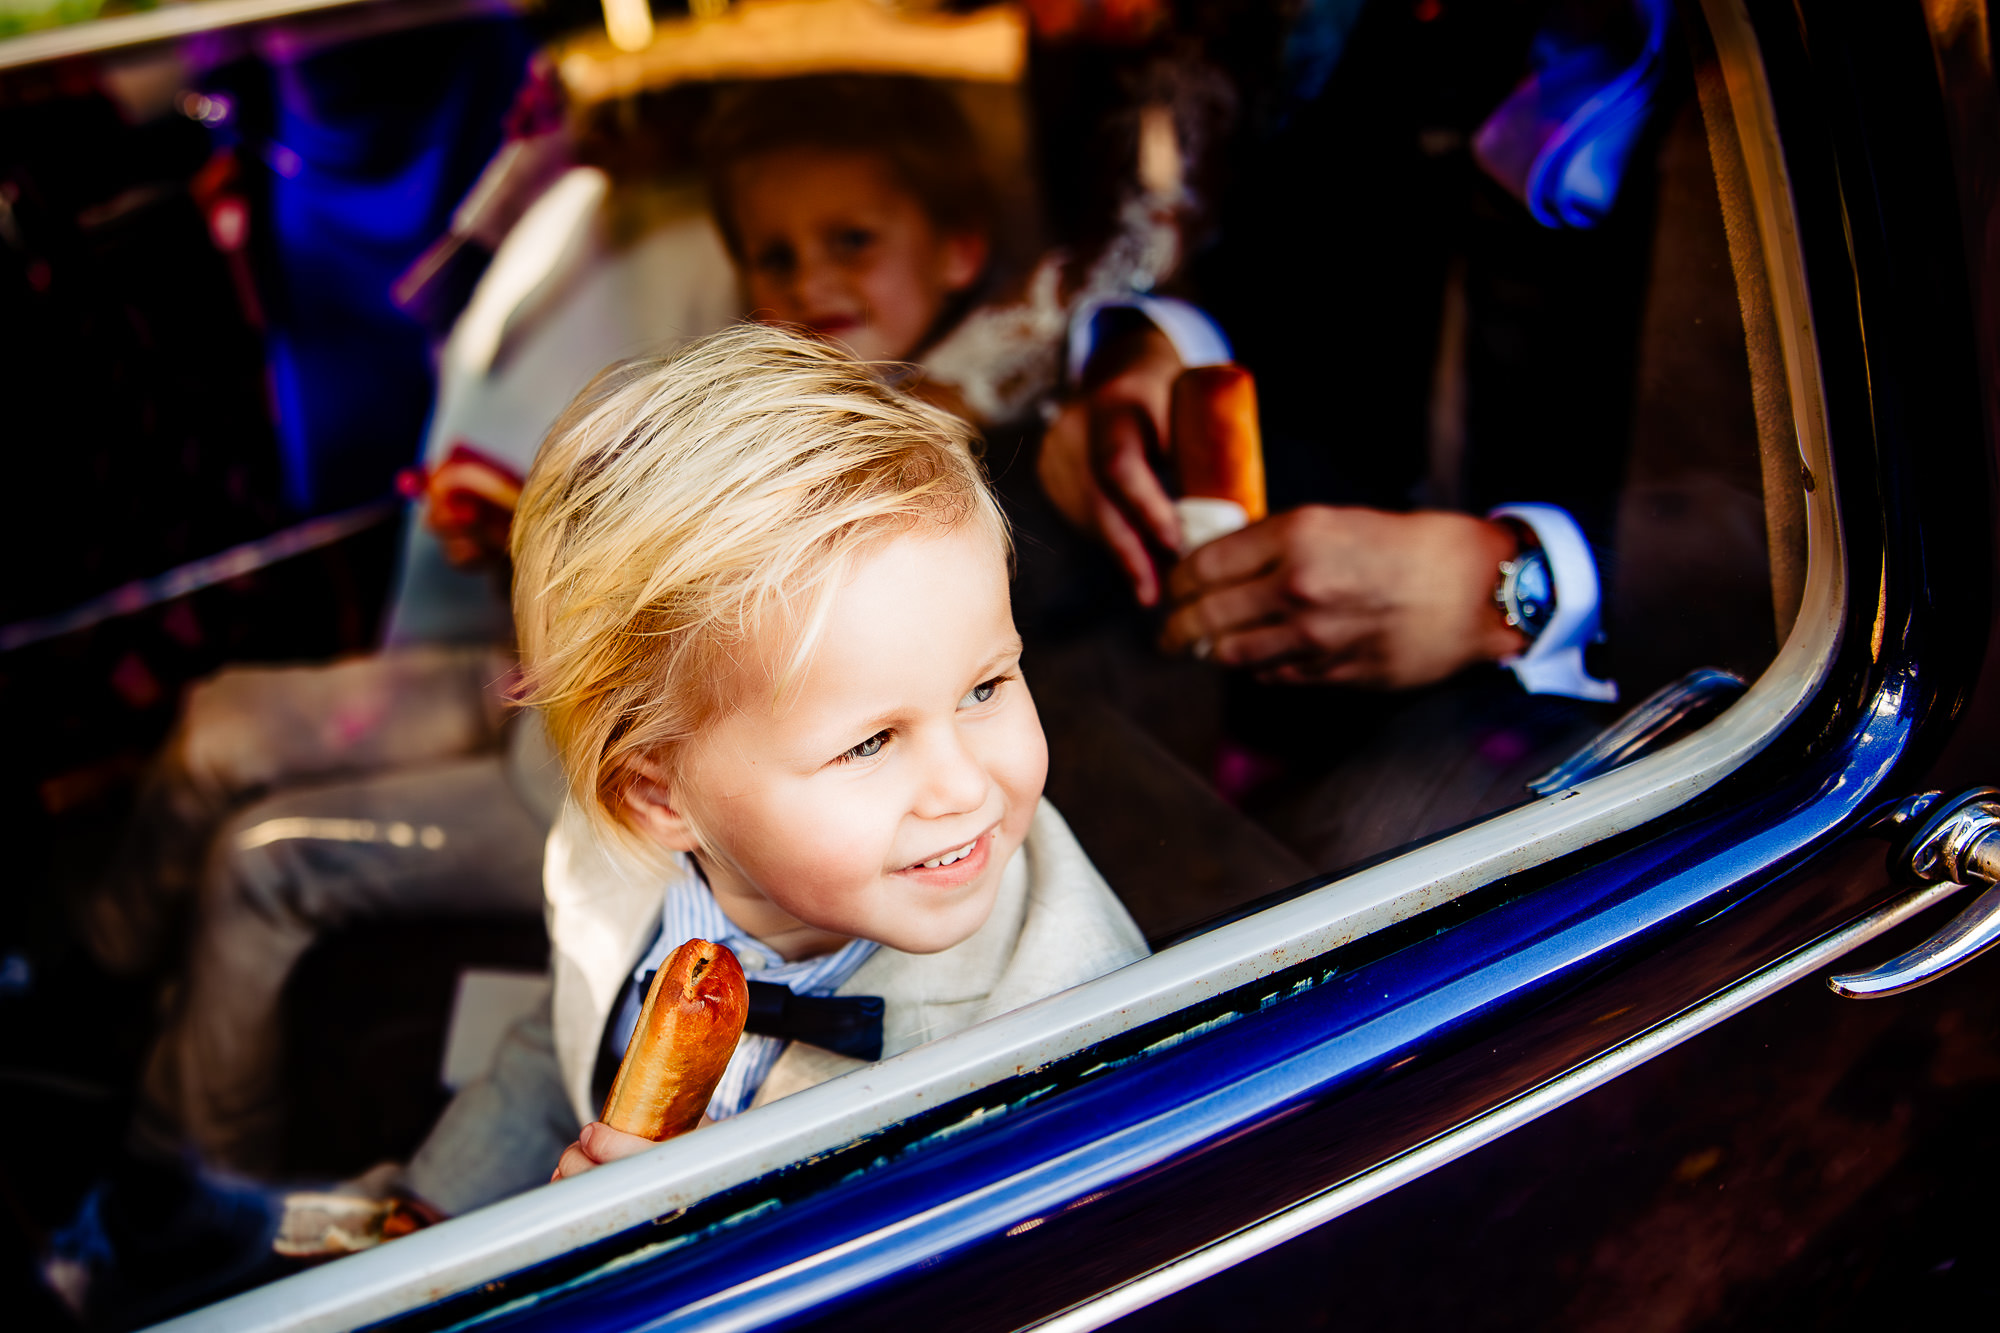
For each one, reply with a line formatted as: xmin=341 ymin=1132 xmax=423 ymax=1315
xmin=1169 ymin=364 xmax=1268 ymax=553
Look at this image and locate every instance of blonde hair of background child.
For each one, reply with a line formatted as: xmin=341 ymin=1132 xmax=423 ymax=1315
xmin=511 ymin=322 xmax=1010 ymax=861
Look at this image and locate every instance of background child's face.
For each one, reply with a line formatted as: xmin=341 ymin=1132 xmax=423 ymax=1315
xmin=730 ymin=148 xmax=987 ymax=364
xmin=634 ymin=521 xmax=1045 ymax=957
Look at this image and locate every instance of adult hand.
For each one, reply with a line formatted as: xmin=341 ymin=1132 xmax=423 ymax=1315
xmin=551 ymin=1118 xmax=708 ymax=1182
xmin=1037 ymin=326 xmax=1185 ymax=605
xmin=1160 ymin=507 xmax=1530 ymax=689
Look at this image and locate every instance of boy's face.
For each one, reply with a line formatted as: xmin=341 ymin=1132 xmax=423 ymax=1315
xmin=729 ymin=148 xmax=987 ymax=364
xmin=630 ymin=522 xmax=1045 ymax=958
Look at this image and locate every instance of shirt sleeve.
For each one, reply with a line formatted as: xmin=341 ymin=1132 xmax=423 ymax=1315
xmin=1488 ymin=502 xmax=1618 ymax=703
xmin=1065 ymin=294 xmax=1233 ymax=382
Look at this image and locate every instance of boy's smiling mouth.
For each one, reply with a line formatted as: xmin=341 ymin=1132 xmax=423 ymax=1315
xmin=896 ymin=826 xmax=996 ymax=881
xmin=919 ymin=839 xmax=977 ymax=869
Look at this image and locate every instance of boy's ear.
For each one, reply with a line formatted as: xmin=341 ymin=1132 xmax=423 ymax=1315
xmin=621 ymin=756 xmax=702 ymax=853
xmin=941 ymin=230 xmax=990 ymax=294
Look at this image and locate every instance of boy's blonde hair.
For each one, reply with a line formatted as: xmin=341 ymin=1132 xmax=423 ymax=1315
xmin=512 ymin=323 xmax=1008 ymax=854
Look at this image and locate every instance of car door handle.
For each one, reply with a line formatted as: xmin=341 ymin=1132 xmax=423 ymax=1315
xmin=1830 ymin=787 xmax=2000 ymax=998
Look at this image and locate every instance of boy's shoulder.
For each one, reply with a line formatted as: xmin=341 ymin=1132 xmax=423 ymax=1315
xmin=1019 ymin=798 xmax=1124 ymax=916
xmin=543 ymin=801 xmax=675 ymax=980
xmin=995 ymin=797 xmax=1150 ymax=1001
xmin=840 ymin=799 xmax=1147 ymax=1041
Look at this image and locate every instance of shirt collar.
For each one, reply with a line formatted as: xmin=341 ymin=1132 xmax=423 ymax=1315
xmin=641 ymin=852 xmax=879 ymax=996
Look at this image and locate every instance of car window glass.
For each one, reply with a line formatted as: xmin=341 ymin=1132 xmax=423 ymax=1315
xmin=48 ymin=3 xmax=1850 ymax=1327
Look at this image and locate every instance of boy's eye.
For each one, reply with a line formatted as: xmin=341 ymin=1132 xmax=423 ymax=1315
xmin=829 ymin=227 xmax=875 ymax=260
xmin=841 ymin=730 xmax=890 ymax=762
xmin=754 ymin=242 xmax=797 ymax=280
xmin=960 ymin=677 xmax=1003 ymax=708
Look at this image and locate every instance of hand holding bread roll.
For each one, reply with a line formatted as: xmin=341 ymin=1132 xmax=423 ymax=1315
xmin=600 ymin=938 xmax=749 ymax=1141
xmin=1169 ymin=364 xmax=1267 ymax=554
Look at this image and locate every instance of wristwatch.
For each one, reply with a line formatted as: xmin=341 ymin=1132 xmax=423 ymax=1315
xmin=1495 ymin=536 xmax=1557 ymax=643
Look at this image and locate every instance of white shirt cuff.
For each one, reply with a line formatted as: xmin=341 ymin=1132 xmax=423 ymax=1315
xmin=1065 ymin=295 xmax=1232 ymax=382
xmin=1488 ymin=502 xmax=1617 ymax=703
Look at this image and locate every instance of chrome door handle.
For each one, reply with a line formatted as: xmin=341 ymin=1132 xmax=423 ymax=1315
xmin=1830 ymin=786 xmax=2000 ymax=998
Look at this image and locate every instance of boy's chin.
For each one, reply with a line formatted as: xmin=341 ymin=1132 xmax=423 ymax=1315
xmin=872 ymin=886 xmax=1000 ymax=955
xmin=875 ymin=918 xmax=989 ymax=956
xmin=837 ymin=336 xmax=897 ymax=363
xmin=823 ymin=325 xmax=919 ymax=365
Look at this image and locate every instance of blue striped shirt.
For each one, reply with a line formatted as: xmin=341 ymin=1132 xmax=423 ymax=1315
xmin=609 ymin=856 xmax=879 ymax=1121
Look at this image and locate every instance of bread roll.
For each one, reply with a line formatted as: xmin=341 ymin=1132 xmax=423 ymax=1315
xmin=1169 ymin=364 xmax=1267 ymax=553
xmin=600 ymin=938 xmax=749 ymax=1141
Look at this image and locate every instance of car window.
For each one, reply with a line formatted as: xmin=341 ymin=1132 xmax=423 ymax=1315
xmin=139 ymin=2 xmax=1847 ymax=1328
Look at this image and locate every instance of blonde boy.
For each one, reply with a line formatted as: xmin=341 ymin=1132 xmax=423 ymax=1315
xmin=401 ymin=324 xmax=1144 ymax=1212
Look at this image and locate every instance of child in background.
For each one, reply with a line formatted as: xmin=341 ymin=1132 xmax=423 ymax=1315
xmin=401 ymin=324 xmax=1146 ymax=1213
xmin=408 ymin=73 xmax=1011 ymax=574
xmin=702 ymin=75 xmax=997 ymax=370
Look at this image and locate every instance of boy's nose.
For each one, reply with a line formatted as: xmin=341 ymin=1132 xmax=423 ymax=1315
xmin=912 ymin=730 xmax=990 ymax=819
xmin=794 ymin=254 xmax=850 ymax=313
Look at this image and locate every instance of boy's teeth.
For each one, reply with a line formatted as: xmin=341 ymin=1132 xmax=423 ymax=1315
xmin=920 ymin=840 xmax=977 ymax=869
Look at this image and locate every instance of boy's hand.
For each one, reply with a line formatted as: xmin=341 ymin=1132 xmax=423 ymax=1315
xmin=1159 ymin=507 xmax=1529 ymax=690
xmin=1038 ymin=326 xmax=1184 ymax=606
xmin=551 ymin=1118 xmax=713 ymax=1182
xmin=405 ymin=444 xmax=523 ymax=570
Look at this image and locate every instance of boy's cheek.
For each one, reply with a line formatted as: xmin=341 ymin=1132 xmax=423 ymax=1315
xmin=744 ymin=815 xmax=883 ymax=901
xmin=745 ymin=282 xmax=801 ymax=326
xmin=998 ymin=705 xmax=1051 ymax=813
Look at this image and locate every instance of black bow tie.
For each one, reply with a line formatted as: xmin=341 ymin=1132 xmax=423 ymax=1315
xmin=744 ymin=980 xmax=884 ymax=1062
xmin=594 ymin=973 xmax=886 ymax=1107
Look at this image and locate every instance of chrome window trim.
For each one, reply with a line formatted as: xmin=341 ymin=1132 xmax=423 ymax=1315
xmin=157 ymin=2 xmax=1842 ymax=1328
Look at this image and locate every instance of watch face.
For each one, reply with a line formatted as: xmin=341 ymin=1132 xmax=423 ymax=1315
xmin=1504 ymin=550 xmax=1556 ymax=639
